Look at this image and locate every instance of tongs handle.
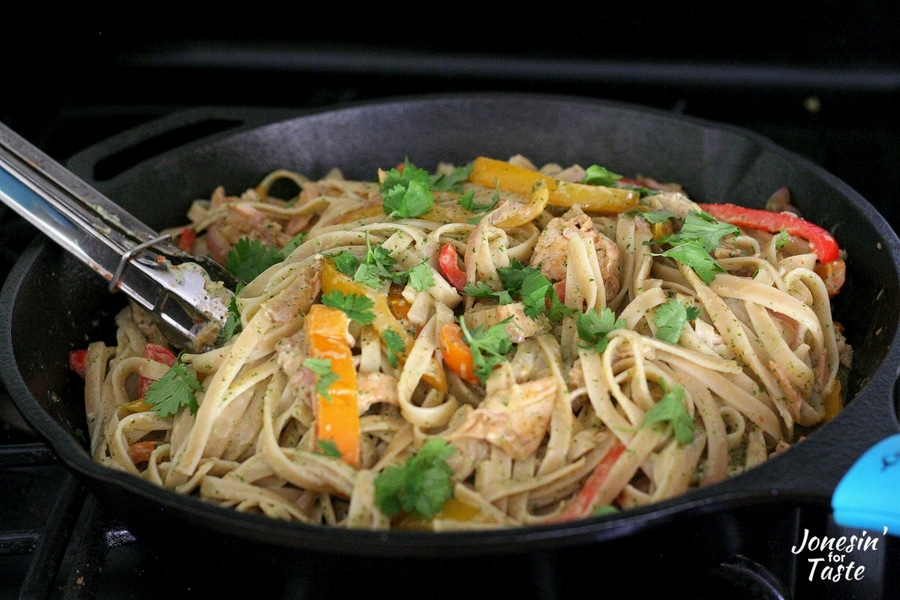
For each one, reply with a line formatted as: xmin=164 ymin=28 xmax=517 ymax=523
xmin=0 ymin=120 xmax=233 ymax=352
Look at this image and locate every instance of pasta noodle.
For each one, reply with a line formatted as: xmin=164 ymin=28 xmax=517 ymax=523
xmin=77 ymin=154 xmax=852 ymax=530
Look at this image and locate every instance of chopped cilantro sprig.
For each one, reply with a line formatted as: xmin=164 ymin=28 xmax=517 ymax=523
xmin=329 ymin=233 xmax=434 ymax=291
xmin=459 ymin=316 xmax=514 ymax=384
xmin=225 ymin=232 xmax=306 ymax=283
xmin=380 ymin=162 xmax=436 ymax=219
xmin=320 ymin=290 xmax=376 ymax=325
xmin=576 ymin=307 xmax=625 ymax=353
xmin=374 ymin=438 xmax=456 ymax=519
xmin=463 ymin=259 xmax=574 ymax=323
xmin=653 ymin=298 xmax=701 ymax=344
xmin=145 ymin=356 xmax=203 ymax=418
xmin=649 ymin=210 xmax=739 ymax=284
xmin=302 ymin=358 xmax=339 ymax=402
xmin=642 ymin=379 xmax=695 ymax=445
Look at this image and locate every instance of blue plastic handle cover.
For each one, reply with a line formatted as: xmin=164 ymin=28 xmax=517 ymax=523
xmin=832 ymin=433 xmax=900 ymax=536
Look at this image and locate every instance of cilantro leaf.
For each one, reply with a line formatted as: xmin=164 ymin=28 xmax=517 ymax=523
xmin=303 ymin=358 xmax=339 ymax=402
xmin=458 ymin=190 xmax=499 ymax=214
xmin=495 ymin=260 xmax=572 ymax=322
xmin=330 ymin=250 xmax=362 ymax=278
xmin=381 ymin=163 xmax=435 ymax=219
xmin=636 ymin=209 xmax=679 ymax=224
xmin=547 ymin=292 xmax=577 ymax=322
xmin=775 ymin=229 xmax=789 ymax=248
xmin=282 ymin=232 xmax=307 ymax=255
xmin=374 ymin=438 xmax=456 ymax=519
xmin=576 ymin=307 xmax=625 ymax=352
xmin=642 ymin=380 xmax=695 ymax=444
xmin=463 ymin=281 xmax=515 ymax=305
xmin=225 ymin=232 xmax=307 ymax=283
xmin=658 ymin=211 xmax=740 ymax=253
xmin=405 ymin=262 xmax=435 ymax=292
xmin=653 ymin=298 xmax=701 ymax=344
xmin=352 ymin=263 xmax=385 ymax=289
xmin=382 ymin=329 xmax=406 ymax=369
xmin=145 ymin=358 xmax=203 ymax=418
xmin=316 ymin=439 xmax=343 ymax=458
xmin=583 ymin=164 xmax=623 ymax=187
xmin=656 ymin=241 xmax=725 ymax=284
xmin=320 ymin=290 xmax=376 ymax=325
xmin=226 ymin=238 xmax=284 ymax=282
xmin=219 ymin=288 xmax=243 ymax=344
xmin=430 ymin=163 xmax=472 ymax=192
xmin=459 ymin=316 xmax=514 ymax=384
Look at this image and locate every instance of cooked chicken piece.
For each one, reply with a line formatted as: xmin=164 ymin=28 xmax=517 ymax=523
xmin=464 ymin=301 xmax=548 ymax=344
xmin=265 ymin=256 xmax=322 ymax=323
xmin=640 ymin=191 xmax=701 ymax=218
xmin=357 ymin=372 xmax=399 ymax=412
xmin=447 ymin=366 xmax=558 ymax=460
xmin=530 ymin=207 xmax=620 ymax=300
xmin=275 ymin=330 xmax=315 ymax=409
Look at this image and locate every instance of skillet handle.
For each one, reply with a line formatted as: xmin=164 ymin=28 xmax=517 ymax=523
xmin=65 ymin=106 xmax=306 ymax=186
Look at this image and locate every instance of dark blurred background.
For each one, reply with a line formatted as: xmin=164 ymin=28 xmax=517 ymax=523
xmin=2 ymin=1 xmax=899 ymax=216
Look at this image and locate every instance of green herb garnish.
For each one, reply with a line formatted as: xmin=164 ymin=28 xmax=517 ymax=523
xmin=145 ymin=357 xmax=203 ymax=418
xmin=374 ymin=438 xmax=456 ymax=519
xmin=576 ymin=307 xmax=625 ymax=353
xmin=642 ymin=379 xmax=695 ymax=445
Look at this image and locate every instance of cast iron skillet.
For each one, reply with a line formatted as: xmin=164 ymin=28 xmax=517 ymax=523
xmin=2 ymin=93 xmax=899 ymax=564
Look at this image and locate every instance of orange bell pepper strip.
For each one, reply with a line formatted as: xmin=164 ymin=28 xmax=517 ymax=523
xmin=439 ymin=322 xmax=479 ymax=384
xmin=128 ymin=440 xmax=159 ymax=465
xmin=305 ymin=304 xmax=361 ymax=467
xmin=321 ymin=258 xmax=447 ymax=393
xmin=467 ymin=156 xmax=639 ymax=213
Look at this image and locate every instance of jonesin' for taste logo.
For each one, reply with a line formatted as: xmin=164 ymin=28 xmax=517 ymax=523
xmin=791 ymin=527 xmax=888 ymax=582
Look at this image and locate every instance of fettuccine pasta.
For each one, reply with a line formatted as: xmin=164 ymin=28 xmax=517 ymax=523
xmin=75 ymin=154 xmax=852 ymax=530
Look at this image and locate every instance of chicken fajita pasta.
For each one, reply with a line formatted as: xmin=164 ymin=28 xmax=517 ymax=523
xmin=70 ymin=154 xmax=852 ymax=530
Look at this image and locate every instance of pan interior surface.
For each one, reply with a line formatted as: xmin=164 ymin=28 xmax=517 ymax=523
xmin=2 ymin=93 xmax=899 ymax=556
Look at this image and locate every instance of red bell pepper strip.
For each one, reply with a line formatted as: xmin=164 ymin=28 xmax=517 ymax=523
xmin=138 ymin=344 xmax=178 ymax=398
xmin=552 ymin=441 xmax=626 ymax=522
xmin=438 ymin=242 xmax=467 ymax=292
xmin=69 ymin=349 xmax=88 ymax=378
xmin=176 ymin=226 xmax=197 ymax=252
xmin=698 ymin=203 xmax=840 ymax=263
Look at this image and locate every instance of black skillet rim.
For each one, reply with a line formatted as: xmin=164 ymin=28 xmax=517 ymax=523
xmin=2 ymin=92 xmax=900 ymax=558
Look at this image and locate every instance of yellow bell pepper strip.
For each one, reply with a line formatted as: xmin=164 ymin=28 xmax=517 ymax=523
xmin=551 ymin=441 xmax=626 ymax=522
xmin=823 ymin=379 xmax=843 ymax=421
xmin=321 ymin=258 xmax=447 ymax=393
xmin=396 ymin=497 xmax=482 ymax=530
xmin=305 ymin=303 xmax=361 ymax=468
xmin=698 ymin=203 xmax=841 ymax=264
xmin=467 ymin=156 xmax=639 ymax=213
xmin=490 ymin=186 xmax=549 ymax=228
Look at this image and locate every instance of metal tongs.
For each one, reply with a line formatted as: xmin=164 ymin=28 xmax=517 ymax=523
xmin=0 ymin=121 xmax=237 ymax=353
